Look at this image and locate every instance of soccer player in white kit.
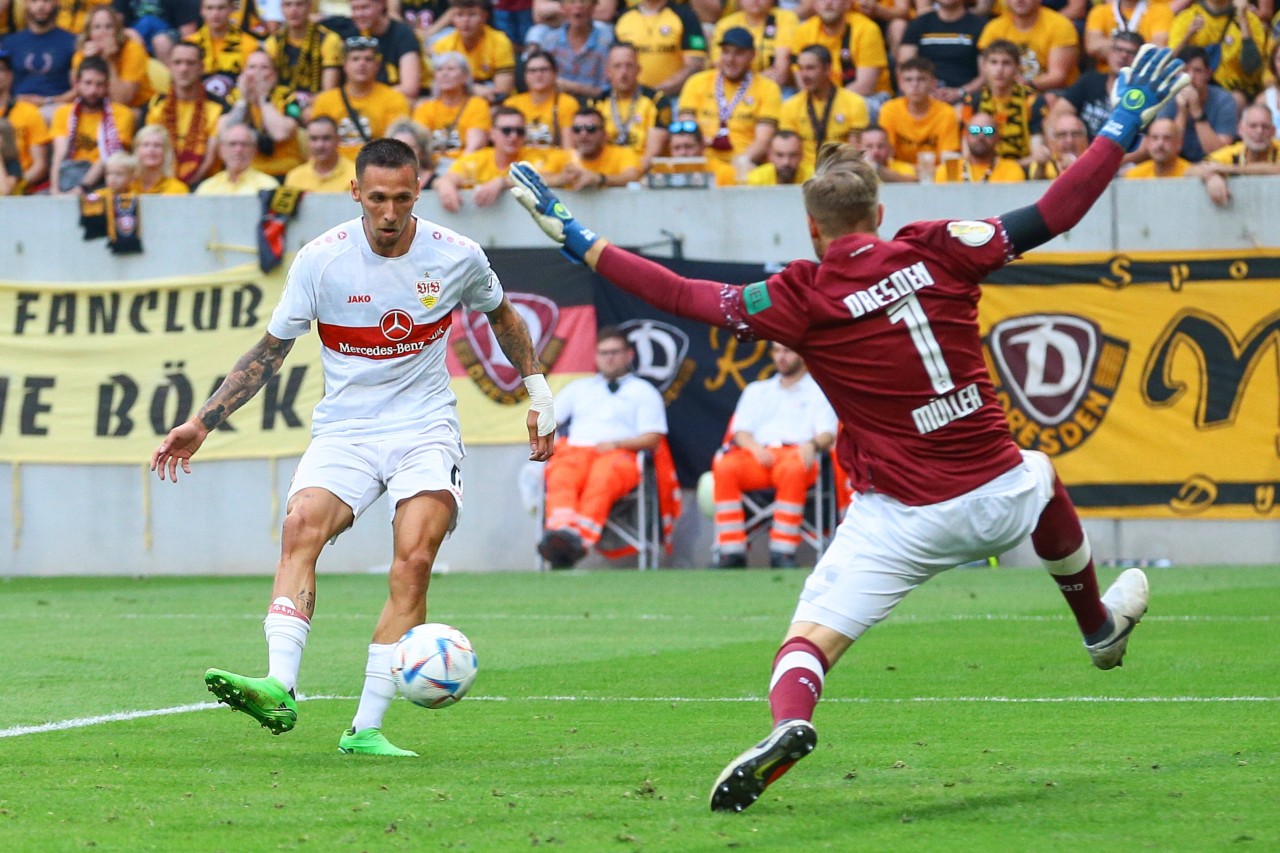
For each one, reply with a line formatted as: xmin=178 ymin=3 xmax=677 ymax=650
xmin=151 ymin=138 xmax=557 ymax=756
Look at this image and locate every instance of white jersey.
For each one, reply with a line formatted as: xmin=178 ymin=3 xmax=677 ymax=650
xmin=555 ymin=373 xmax=668 ymax=447
xmin=269 ymin=216 xmax=504 ymax=440
xmin=732 ymin=373 xmax=838 ymax=447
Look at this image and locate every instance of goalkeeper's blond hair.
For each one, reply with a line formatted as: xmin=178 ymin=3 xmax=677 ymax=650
xmin=802 ymin=142 xmax=880 ymax=236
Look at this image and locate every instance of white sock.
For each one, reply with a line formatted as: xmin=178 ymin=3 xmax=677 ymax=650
xmin=350 ymin=643 xmax=398 ymax=733
xmin=263 ymin=596 xmax=310 ymax=693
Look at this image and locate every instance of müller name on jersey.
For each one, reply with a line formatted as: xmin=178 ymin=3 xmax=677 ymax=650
xmin=841 ymin=260 xmax=935 ymax=318
xmin=911 ymin=382 xmax=982 ymax=435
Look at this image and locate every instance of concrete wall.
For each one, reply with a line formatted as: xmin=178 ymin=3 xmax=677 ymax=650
xmin=1 ymin=177 xmax=1276 ymax=574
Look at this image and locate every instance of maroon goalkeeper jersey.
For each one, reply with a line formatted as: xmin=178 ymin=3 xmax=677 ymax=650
xmin=729 ymin=218 xmax=1026 ymax=506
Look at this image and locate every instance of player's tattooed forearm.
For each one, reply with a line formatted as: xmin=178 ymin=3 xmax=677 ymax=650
xmin=196 ymin=336 xmax=295 ymax=428
xmin=491 ymin=308 xmax=542 ymax=377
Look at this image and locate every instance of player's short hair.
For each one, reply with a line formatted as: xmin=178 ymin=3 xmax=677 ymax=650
xmin=491 ymin=105 xmax=525 ymax=125
xmin=596 ymin=325 xmax=631 ymax=348
xmin=355 ymin=137 xmax=419 ymax=180
xmin=982 ymin=39 xmax=1020 ymax=63
xmin=170 ymin=40 xmax=204 ymax=61
xmin=803 ymin=142 xmax=879 ymax=236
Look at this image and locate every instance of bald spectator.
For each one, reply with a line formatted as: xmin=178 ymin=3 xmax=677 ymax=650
xmin=977 ymin=0 xmax=1080 ymax=91
xmin=677 ymin=26 xmax=782 ymax=179
xmin=936 ymin=112 xmax=1027 ymax=183
xmin=1028 ymin=111 xmax=1087 ymax=179
xmin=876 ymin=55 xmax=961 ymax=172
xmin=47 ymin=55 xmax=136 ymax=194
xmin=563 ymin=106 xmax=643 ymax=189
xmin=779 ymin=45 xmax=869 ymax=174
xmin=1124 ymin=118 xmax=1193 ymax=179
xmin=195 ymin=123 xmax=278 ymax=194
xmin=665 ymin=118 xmax=737 ymax=185
xmin=857 ymin=123 xmax=916 ymax=182
xmin=1193 ymin=103 xmax=1280 ymax=205
xmin=1157 ymin=46 xmax=1237 ymax=163
xmin=745 ymin=130 xmax=811 ymax=185
xmin=614 ymin=0 xmax=706 ymax=99
xmin=4 ymin=0 xmax=77 ymax=115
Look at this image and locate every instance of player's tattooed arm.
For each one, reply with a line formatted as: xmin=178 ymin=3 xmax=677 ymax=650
xmin=196 ymin=333 xmax=296 ymax=432
xmin=486 ymin=297 xmax=543 ymax=378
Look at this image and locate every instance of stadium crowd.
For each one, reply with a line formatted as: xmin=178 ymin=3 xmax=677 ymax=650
xmin=2 ymin=0 xmax=1277 ymax=202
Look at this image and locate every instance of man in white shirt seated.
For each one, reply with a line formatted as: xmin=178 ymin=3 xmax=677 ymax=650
xmin=712 ymin=342 xmax=837 ymax=569
xmin=195 ymin=122 xmax=280 ymax=195
xmin=540 ymin=326 xmax=668 ymax=568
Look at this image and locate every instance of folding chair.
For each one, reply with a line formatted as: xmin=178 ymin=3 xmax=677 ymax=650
xmin=740 ymin=452 xmax=841 ymax=561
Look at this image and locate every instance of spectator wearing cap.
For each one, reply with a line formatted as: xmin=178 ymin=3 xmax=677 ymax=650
xmin=709 ymin=0 xmax=798 ymax=91
xmin=430 ymin=0 xmax=516 ymax=103
xmin=935 ymin=112 xmax=1027 ymax=183
xmin=1049 ymin=31 xmax=1143 ymax=142
xmin=787 ymin=0 xmax=890 ymax=106
xmin=3 ymin=0 xmax=77 ymax=115
xmin=342 ymin=0 xmax=422 ymax=102
xmin=1170 ymin=0 xmax=1269 ymax=107
xmin=875 ymin=56 xmax=960 ymax=171
xmin=435 ymin=105 xmax=570 ymax=211
xmin=977 ymin=0 xmax=1080 ymax=91
xmin=779 ymin=44 xmax=868 ymax=173
xmin=1192 ymin=103 xmax=1280 ymax=207
xmin=897 ymin=0 xmax=986 ymax=106
xmin=504 ymin=48 xmax=578 ymax=148
xmin=666 ymin=118 xmax=737 ymax=185
xmin=857 ymin=123 xmax=916 ymax=182
xmin=588 ymin=42 xmax=673 ymax=174
xmin=745 ymin=130 xmax=811 ymax=185
xmin=309 ymin=36 xmax=410 ymax=159
xmin=614 ymin=0 xmax=707 ymax=99
xmin=183 ymin=0 xmax=261 ymax=101
xmin=1123 ymin=117 xmax=1192 ymax=179
xmin=563 ymin=106 xmax=643 ymax=189
xmin=533 ymin=0 xmax=612 ymax=101
xmin=1156 ymin=45 xmax=1237 ymax=163
xmin=676 ymin=25 xmax=781 ymax=180
xmin=1083 ymin=0 xmax=1171 ymax=74
xmin=0 ymin=46 xmax=50 ymax=191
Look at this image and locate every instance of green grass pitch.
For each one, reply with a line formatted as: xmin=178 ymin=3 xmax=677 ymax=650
xmin=1 ymin=566 xmax=1277 ymax=851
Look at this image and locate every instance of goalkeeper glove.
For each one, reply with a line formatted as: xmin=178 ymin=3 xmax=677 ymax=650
xmin=1100 ymin=44 xmax=1189 ymax=152
xmin=509 ymin=161 xmax=600 ymax=264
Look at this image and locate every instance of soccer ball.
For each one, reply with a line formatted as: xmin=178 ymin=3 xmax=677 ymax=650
xmin=390 ymin=623 xmax=478 ymax=709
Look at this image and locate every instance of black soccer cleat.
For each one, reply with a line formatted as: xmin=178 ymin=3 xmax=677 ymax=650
xmin=710 ymin=719 xmax=817 ymax=813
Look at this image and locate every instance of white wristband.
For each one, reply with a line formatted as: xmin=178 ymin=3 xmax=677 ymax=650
xmin=522 ymin=373 xmax=556 ymax=437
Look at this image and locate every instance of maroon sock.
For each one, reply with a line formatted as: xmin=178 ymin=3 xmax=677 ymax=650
xmin=1032 ymin=478 xmax=1108 ymax=636
xmin=768 ymin=637 xmax=830 ymax=725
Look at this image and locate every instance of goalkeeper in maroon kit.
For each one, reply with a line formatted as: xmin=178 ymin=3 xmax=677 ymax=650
xmin=511 ymin=47 xmax=1188 ymax=814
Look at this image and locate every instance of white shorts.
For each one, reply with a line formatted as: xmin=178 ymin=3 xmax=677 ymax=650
xmin=288 ymin=424 xmax=465 ymax=531
xmin=793 ymin=450 xmax=1056 ymax=640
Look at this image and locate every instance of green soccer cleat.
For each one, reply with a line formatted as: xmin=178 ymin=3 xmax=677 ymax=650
xmin=204 ymin=669 xmax=298 ymax=735
xmin=338 ymin=727 xmax=419 ymax=757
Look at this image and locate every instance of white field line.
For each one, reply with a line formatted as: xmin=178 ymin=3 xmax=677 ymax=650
xmin=85 ymin=613 xmax=1279 ymax=623
xmin=3 ymin=694 xmax=1278 ymax=740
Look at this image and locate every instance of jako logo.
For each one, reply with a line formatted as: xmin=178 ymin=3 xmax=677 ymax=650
xmin=348 ymin=294 xmax=371 ymax=303
xmin=985 ymin=314 xmax=1129 ymax=456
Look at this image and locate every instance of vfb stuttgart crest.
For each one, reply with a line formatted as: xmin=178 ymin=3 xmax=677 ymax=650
xmin=416 ymin=277 xmax=442 ymax=309
xmin=453 ymin=292 xmax=564 ymax=403
xmin=984 ymin=314 xmax=1129 ymax=456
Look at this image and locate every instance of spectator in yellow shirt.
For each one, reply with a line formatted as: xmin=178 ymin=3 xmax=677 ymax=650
xmin=505 ymin=48 xmax=579 ymax=148
xmin=665 ymin=118 xmax=738 ymax=185
xmin=430 ymin=0 xmax=516 ymax=102
xmin=962 ymin=39 xmax=1046 ymax=165
xmin=977 ymin=0 xmax=1080 ymax=91
xmin=73 ymin=6 xmax=153 ymax=108
xmin=132 ymin=124 xmax=191 ymax=194
xmin=1193 ymin=103 xmax=1280 ymax=205
xmin=710 ymin=0 xmax=799 ymax=90
xmin=589 ymin=42 xmax=673 ymax=173
xmin=1170 ymin=0 xmax=1270 ymax=105
xmin=563 ymin=106 xmax=644 ymax=189
xmin=876 ymin=56 xmax=961 ymax=169
xmin=677 ymin=26 xmax=782 ymax=178
xmin=262 ymin=0 xmax=344 ymax=112
xmin=1027 ymin=110 xmax=1087 ymax=179
xmin=857 ymin=123 xmax=917 ymax=181
xmin=285 ymin=116 xmax=357 ymax=191
xmin=435 ymin=105 xmax=570 ymax=210
xmin=310 ymin=37 xmax=411 ymax=159
xmin=0 ymin=47 xmax=50 ymax=191
xmin=614 ymin=0 xmax=707 ymax=98
xmin=194 ymin=121 xmax=279 ymax=194
xmin=788 ymin=0 xmax=890 ymax=105
xmin=185 ymin=0 xmax=260 ymax=100
xmin=935 ymin=112 xmax=1027 ymax=183
xmin=780 ymin=44 xmax=869 ymax=173
xmin=1124 ymin=118 xmax=1193 ymax=179
xmin=413 ymin=51 xmax=492 ymax=164
xmin=47 ymin=55 xmax=136 ymax=194
xmin=1083 ymin=0 xmax=1172 ymax=73
xmin=745 ymin=130 xmax=813 ymax=184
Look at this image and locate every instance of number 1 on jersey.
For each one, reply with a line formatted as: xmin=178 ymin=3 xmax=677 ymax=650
xmin=886 ymin=295 xmax=954 ymax=394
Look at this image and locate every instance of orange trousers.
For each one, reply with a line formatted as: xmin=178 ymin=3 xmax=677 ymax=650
xmin=713 ymin=445 xmax=817 ymax=556
xmin=544 ymin=445 xmax=640 ymax=547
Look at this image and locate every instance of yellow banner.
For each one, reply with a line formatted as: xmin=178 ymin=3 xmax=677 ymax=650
xmin=980 ymin=248 xmax=1280 ymax=519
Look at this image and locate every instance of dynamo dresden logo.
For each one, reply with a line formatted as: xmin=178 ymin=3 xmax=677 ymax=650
xmin=618 ymin=318 xmax=696 ymax=403
xmin=984 ymin=314 xmax=1129 ymax=456
xmin=453 ymin=293 xmax=564 ymax=404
